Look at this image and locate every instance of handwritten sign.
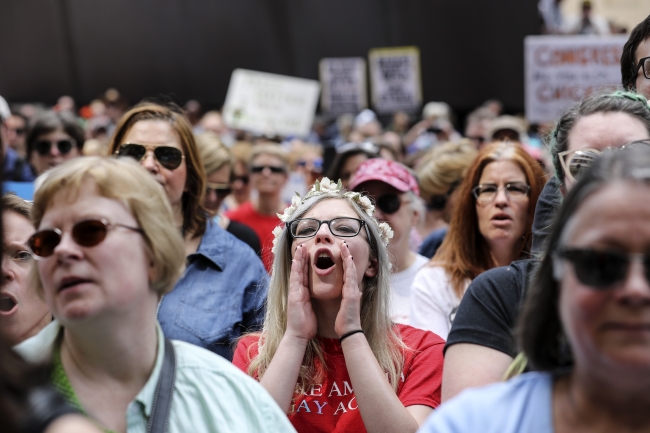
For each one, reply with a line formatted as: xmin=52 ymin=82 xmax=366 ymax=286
xmin=222 ymin=69 xmax=320 ymax=137
xmin=319 ymin=58 xmax=367 ymax=115
xmin=368 ymin=46 xmax=422 ymax=114
xmin=525 ymin=35 xmax=627 ymax=123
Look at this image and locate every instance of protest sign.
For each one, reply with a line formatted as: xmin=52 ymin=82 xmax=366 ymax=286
xmin=222 ymin=69 xmax=320 ymax=137
xmin=368 ymin=46 xmax=422 ymax=114
xmin=319 ymin=57 xmax=367 ymax=115
xmin=525 ymin=35 xmax=627 ymax=123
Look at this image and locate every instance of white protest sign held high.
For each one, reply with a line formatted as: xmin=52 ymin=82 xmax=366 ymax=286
xmin=222 ymin=69 xmax=320 ymax=137
xmin=319 ymin=57 xmax=367 ymax=115
xmin=525 ymin=35 xmax=627 ymax=124
xmin=368 ymin=46 xmax=422 ymax=114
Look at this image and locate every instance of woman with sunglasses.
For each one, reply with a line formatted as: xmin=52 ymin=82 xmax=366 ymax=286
xmin=420 ymin=148 xmax=650 ymax=433
xmin=410 ymin=142 xmax=545 ymax=340
xmin=349 ymin=158 xmax=428 ymax=325
xmin=233 ymin=178 xmax=444 ymax=433
xmin=195 ymin=132 xmax=261 ymax=256
xmin=441 ymin=90 xmax=650 ymax=403
xmin=225 ymin=144 xmax=290 ymax=272
xmin=26 ymin=110 xmax=85 ymax=177
xmin=108 ymin=103 xmax=267 ymax=360
xmin=15 ymin=157 xmax=293 ymax=433
xmin=222 ymin=141 xmax=254 ymax=211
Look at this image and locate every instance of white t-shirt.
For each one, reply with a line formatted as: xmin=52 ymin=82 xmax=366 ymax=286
xmin=390 ymin=253 xmax=429 ymax=325
xmin=409 ymin=265 xmax=470 ymax=340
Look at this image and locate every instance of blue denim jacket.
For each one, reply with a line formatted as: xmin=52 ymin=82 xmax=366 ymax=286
xmin=158 ymin=221 xmax=268 ymax=360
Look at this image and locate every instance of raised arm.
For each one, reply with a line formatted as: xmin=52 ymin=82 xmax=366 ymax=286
xmin=337 ymin=243 xmax=431 ymax=433
xmin=258 ymin=244 xmax=317 ymax=413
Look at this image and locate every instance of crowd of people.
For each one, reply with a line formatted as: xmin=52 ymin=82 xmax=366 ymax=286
xmin=0 ymin=12 xmax=649 ymax=433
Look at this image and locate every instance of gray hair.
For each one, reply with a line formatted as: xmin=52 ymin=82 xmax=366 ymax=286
xmin=547 ymin=91 xmax=650 ymax=186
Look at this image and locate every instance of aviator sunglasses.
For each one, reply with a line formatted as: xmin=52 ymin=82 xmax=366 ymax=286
xmin=116 ymin=143 xmax=185 ymax=170
xmin=34 ymin=139 xmax=76 ymax=156
xmin=28 ymin=219 xmax=144 ymax=259
xmin=554 ymin=247 xmax=650 ymax=289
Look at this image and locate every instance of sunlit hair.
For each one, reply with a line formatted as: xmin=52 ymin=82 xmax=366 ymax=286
xmin=2 ymin=194 xmax=31 ymax=220
xmin=432 ymin=141 xmax=546 ymax=298
xmin=248 ymin=143 xmax=289 ymax=171
xmin=417 ymin=139 xmax=479 ymax=198
xmin=107 ymin=102 xmax=207 ymax=238
xmin=195 ymin=132 xmax=232 ymax=175
xmin=31 ymin=157 xmax=185 ymax=296
xmin=245 ymin=192 xmax=406 ymax=393
xmin=520 ymin=148 xmax=650 ymax=371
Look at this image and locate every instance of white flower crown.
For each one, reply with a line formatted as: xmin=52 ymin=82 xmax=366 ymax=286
xmin=272 ymin=177 xmax=394 ymax=255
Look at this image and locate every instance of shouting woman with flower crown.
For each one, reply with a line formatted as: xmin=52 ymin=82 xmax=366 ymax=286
xmin=233 ymin=178 xmax=445 ymax=433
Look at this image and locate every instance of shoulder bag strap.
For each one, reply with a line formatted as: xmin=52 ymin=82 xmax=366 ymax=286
xmin=147 ymin=338 xmax=176 ymax=433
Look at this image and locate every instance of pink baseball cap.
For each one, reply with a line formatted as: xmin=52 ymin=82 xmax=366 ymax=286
xmin=349 ymin=158 xmax=420 ymax=195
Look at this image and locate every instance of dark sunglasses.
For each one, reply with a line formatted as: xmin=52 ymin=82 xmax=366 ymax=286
xmin=555 ymin=247 xmax=650 ymax=289
xmin=375 ymin=194 xmax=407 ymax=215
xmin=428 ymin=181 xmax=460 ymax=211
xmin=232 ymin=175 xmax=249 ymax=185
xmin=28 ymin=219 xmax=144 ymax=259
xmin=206 ymin=182 xmax=232 ymax=198
xmin=34 ymin=139 xmax=76 ymax=156
xmin=251 ymin=165 xmax=286 ymax=174
xmin=116 ymin=143 xmax=185 ymax=170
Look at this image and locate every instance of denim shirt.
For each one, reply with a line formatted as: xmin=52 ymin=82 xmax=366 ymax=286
xmin=158 ymin=221 xmax=268 ymax=360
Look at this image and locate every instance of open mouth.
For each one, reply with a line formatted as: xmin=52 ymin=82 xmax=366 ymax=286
xmin=0 ymin=296 xmax=17 ymax=313
xmin=315 ymin=253 xmax=335 ymax=270
xmin=492 ymin=214 xmax=512 ymax=221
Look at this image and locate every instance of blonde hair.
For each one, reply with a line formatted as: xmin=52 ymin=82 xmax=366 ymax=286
xmin=31 ymin=156 xmax=185 ymax=296
xmin=417 ymin=139 xmax=478 ymax=198
xmin=249 ymin=143 xmax=289 ymax=170
xmin=195 ymin=132 xmax=232 ymax=175
xmin=245 ymin=192 xmax=406 ymax=394
xmin=230 ymin=141 xmax=254 ymax=163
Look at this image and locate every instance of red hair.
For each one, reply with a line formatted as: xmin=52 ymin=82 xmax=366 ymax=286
xmin=432 ymin=142 xmax=546 ymax=298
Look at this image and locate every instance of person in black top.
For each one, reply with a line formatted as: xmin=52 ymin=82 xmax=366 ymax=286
xmin=441 ymin=90 xmax=650 ymax=401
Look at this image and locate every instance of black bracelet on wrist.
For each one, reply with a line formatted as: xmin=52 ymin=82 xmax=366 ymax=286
xmin=339 ymin=329 xmax=364 ymax=343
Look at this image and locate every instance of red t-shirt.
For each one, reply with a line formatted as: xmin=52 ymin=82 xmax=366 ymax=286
xmin=225 ymin=201 xmax=281 ymax=272
xmin=232 ymin=324 xmax=444 ymax=433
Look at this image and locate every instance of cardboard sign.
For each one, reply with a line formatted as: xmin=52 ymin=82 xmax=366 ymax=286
xmin=368 ymin=46 xmax=422 ymax=114
xmin=525 ymin=35 xmax=627 ymax=123
xmin=319 ymin=57 xmax=367 ymax=115
xmin=222 ymin=69 xmax=320 ymax=137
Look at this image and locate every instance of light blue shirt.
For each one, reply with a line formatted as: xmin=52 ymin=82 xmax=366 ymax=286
xmin=418 ymin=372 xmax=554 ymax=433
xmin=15 ymin=320 xmax=296 ymax=433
